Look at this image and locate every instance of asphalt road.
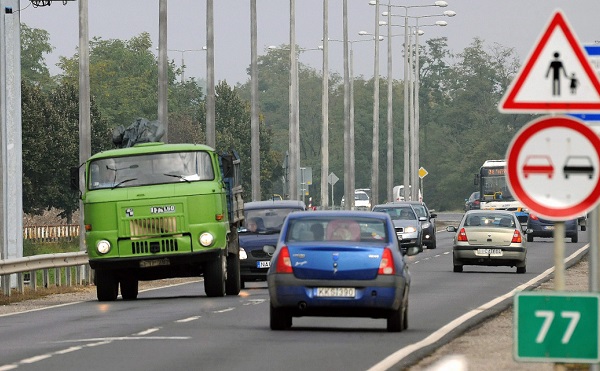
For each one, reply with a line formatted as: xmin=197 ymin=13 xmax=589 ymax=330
xmin=0 ymin=212 xmax=588 ymax=371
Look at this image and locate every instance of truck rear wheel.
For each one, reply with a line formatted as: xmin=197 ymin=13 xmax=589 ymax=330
xmin=225 ymin=252 xmax=241 ymax=295
xmin=204 ymin=252 xmax=226 ymax=297
xmin=95 ymin=270 xmax=118 ymax=301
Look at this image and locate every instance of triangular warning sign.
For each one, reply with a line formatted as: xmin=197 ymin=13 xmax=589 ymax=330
xmin=499 ymin=10 xmax=600 ymax=113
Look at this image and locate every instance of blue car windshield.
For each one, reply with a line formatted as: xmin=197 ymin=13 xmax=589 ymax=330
xmin=285 ymin=216 xmax=388 ymax=243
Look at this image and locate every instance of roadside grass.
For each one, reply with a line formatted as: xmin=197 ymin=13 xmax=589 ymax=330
xmin=0 ymin=240 xmax=89 ymax=306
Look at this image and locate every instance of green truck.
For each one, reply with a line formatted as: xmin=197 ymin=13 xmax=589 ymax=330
xmin=71 ymin=142 xmax=244 ymax=301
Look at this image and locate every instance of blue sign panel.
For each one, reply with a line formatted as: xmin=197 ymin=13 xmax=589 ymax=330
xmin=570 ymin=45 xmax=600 ymax=122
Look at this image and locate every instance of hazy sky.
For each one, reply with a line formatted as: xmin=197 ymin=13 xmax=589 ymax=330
xmin=17 ymin=0 xmax=600 ymax=85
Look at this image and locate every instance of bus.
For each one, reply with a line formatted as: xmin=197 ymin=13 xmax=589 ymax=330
xmin=474 ymin=160 xmax=526 ymax=213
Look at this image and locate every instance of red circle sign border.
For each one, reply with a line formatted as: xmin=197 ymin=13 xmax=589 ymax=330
xmin=506 ymin=115 xmax=600 ymax=220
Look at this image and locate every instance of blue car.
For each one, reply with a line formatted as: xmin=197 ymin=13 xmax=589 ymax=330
xmin=239 ymin=200 xmax=306 ymax=287
xmin=266 ymin=210 xmax=421 ymax=332
xmin=526 ymin=213 xmax=578 ymax=243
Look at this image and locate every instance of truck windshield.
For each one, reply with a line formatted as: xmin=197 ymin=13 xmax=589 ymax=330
xmin=89 ymin=151 xmax=214 ymax=190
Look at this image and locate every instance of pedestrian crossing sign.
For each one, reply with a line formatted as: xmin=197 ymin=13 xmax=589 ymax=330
xmin=499 ymin=10 xmax=600 ymax=113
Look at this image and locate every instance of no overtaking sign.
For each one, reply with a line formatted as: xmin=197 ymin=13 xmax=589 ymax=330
xmin=506 ymin=115 xmax=600 ymax=220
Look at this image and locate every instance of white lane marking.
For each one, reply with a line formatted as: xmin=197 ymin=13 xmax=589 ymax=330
xmin=0 ymin=280 xmax=201 ymax=318
xmin=135 ymin=328 xmax=160 ymax=336
xmin=53 ymin=337 xmax=190 ymax=343
xmin=368 ymin=244 xmax=589 ymax=371
xmin=0 ymin=301 xmax=84 ymax=318
xmin=0 ymin=336 xmax=190 ymax=370
xmin=243 ymin=299 xmax=266 ymax=306
xmin=213 ymin=307 xmax=235 ymax=313
xmin=176 ymin=316 xmax=201 ymax=323
xmin=54 ymin=346 xmax=82 ymax=355
xmin=19 ymin=355 xmax=51 ymax=364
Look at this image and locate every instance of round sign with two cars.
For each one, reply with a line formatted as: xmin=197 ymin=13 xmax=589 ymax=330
xmin=506 ymin=115 xmax=600 ymax=220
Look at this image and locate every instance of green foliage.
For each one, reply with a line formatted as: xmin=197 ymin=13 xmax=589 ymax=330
xmin=19 ymin=25 xmax=539 ymax=214
xmin=21 ymin=79 xmax=112 ymax=222
xmin=198 ymin=81 xmax=281 ymax=201
xmin=57 ymin=32 xmax=164 ymax=127
xmin=20 ymin=24 xmax=55 ymax=89
xmin=23 ymin=240 xmax=79 ymax=257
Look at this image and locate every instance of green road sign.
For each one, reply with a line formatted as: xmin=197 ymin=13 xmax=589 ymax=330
xmin=514 ymin=291 xmax=600 ymax=363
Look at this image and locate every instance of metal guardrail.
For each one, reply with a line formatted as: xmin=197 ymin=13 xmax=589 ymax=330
xmin=0 ymin=252 xmax=92 ymax=297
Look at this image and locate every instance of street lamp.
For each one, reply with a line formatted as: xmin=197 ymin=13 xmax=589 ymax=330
xmin=408 ymin=11 xmax=455 ymax=201
xmin=331 ymin=36 xmax=382 ymax=208
xmin=384 ymin=19 xmax=448 ymax=202
xmin=163 ymin=47 xmax=207 ymax=83
xmin=268 ymin=45 xmax=323 ymax=203
xmin=371 ymin=1 xmax=450 ymax=202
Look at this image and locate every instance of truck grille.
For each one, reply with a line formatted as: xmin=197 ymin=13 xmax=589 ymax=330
xmin=127 ymin=216 xmax=180 ymax=237
xmin=131 ymin=238 xmax=179 ymax=254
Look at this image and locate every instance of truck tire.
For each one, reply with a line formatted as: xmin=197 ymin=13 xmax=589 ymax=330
xmin=120 ymin=275 xmax=139 ymax=300
xmin=204 ymin=252 xmax=226 ymax=297
xmin=95 ymin=270 xmax=118 ymax=302
xmin=225 ymin=252 xmax=241 ymax=295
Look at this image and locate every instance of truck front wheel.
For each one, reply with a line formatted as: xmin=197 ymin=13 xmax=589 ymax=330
xmin=225 ymin=252 xmax=241 ymax=295
xmin=95 ymin=270 xmax=118 ymax=301
xmin=204 ymin=252 xmax=226 ymax=297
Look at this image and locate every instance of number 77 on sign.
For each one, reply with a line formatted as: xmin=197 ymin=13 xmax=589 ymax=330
xmin=514 ymin=291 xmax=600 ymax=363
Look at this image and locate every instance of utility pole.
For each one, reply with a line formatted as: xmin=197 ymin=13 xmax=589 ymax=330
xmin=0 ymin=0 xmax=23 ymax=294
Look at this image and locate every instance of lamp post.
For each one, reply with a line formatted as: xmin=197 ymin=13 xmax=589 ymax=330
xmin=321 ymin=0 xmax=329 ymax=209
xmin=335 ymin=34 xmax=384 ymax=208
xmin=373 ymin=1 xmax=449 ymax=201
xmin=371 ymin=0 xmax=381 ymax=207
xmin=206 ymin=0 xmax=215 ymax=148
xmin=406 ymin=11 xmax=455 ymax=200
xmin=269 ymin=45 xmax=323 ymax=202
xmin=251 ymin=0 xmax=260 ymax=201
xmin=164 ymin=48 xmax=207 ymax=84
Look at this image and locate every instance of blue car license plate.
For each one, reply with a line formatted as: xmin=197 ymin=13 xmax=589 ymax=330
xmin=316 ymin=287 xmax=356 ymax=298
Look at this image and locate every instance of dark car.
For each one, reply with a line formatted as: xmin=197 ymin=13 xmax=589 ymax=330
xmin=404 ymin=201 xmax=437 ymax=249
xmin=266 ymin=210 xmax=421 ymax=332
xmin=372 ymin=203 xmax=424 ymax=251
xmin=526 ymin=213 xmax=578 ymax=243
xmin=464 ymin=191 xmax=480 ymax=211
xmin=239 ymin=200 xmax=306 ymax=287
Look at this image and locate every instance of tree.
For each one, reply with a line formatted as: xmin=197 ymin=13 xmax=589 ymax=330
xmin=57 ymin=32 xmax=167 ymax=127
xmin=20 ymin=23 xmax=54 ymax=89
xmin=199 ymin=81 xmax=280 ymax=201
xmin=21 ymin=80 xmax=112 ymax=223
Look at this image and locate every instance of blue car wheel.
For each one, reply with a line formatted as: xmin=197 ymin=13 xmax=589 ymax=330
xmin=270 ymin=304 xmax=292 ymax=330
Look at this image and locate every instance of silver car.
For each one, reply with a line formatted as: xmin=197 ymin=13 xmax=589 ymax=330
xmin=447 ymin=210 xmax=527 ymax=274
xmin=372 ymin=203 xmax=423 ymax=251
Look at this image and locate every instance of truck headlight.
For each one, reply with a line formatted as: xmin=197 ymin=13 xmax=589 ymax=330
xmin=96 ymin=240 xmax=111 ymax=254
xmin=199 ymin=232 xmax=214 ymax=247
xmin=240 ymin=247 xmax=248 ymax=260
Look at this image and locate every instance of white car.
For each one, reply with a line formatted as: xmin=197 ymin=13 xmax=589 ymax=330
xmin=340 ymin=190 xmax=371 ymax=210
